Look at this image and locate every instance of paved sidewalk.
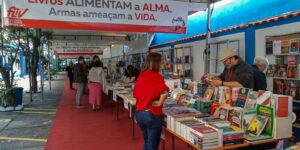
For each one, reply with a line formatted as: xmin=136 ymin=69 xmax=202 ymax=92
xmin=0 ymin=72 xmax=67 ymax=150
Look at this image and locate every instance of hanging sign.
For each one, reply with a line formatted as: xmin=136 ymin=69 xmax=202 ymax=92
xmin=2 ymin=0 xmax=188 ymax=34
xmin=51 ymin=45 xmax=105 ymax=53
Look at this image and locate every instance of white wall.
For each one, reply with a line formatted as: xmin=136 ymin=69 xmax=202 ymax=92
xmin=102 ymin=47 xmax=111 ymax=59
xmin=126 ymin=36 xmax=148 ymax=55
xmin=255 ymin=21 xmax=300 ymax=91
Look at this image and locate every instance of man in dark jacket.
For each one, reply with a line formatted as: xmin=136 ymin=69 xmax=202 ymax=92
xmin=207 ymin=49 xmax=254 ymax=89
xmin=252 ymin=56 xmax=269 ymax=91
xmin=66 ymin=62 xmax=74 ymax=90
xmin=74 ymin=56 xmax=87 ymax=108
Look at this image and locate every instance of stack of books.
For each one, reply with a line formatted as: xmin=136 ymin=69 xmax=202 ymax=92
xmin=164 ymin=106 xmax=200 ymax=132
xmin=176 ymin=118 xmax=205 ymax=140
xmin=190 ymin=125 xmax=220 ymax=149
xmin=221 ymin=125 xmax=244 ymax=146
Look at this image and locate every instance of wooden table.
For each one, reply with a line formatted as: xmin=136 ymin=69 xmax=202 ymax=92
xmin=164 ymin=128 xmax=292 ymax=150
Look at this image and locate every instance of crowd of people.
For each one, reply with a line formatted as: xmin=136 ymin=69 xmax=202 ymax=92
xmin=65 ymin=55 xmax=142 ymax=111
xmin=65 ymin=56 xmax=104 ymax=110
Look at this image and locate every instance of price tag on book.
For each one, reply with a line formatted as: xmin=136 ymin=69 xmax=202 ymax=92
xmin=123 ymin=99 xmax=129 ymax=110
xmin=113 ymin=91 xmax=117 ymax=102
xmin=104 ymin=87 xmax=109 ymax=95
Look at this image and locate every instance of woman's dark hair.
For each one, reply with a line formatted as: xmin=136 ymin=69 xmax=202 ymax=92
xmin=93 ymin=55 xmax=99 ymax=61
xmin=93 ymin=60 xmax=103 ymax=67
xmin=143 ymin=52 xmax=162 ymax=73
xmin=78 ymin=56 xmax=84 ymax=61
xmin=127 ymin=65 xmax=134 ymax=76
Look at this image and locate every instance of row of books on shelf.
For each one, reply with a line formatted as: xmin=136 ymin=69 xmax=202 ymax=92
xmin=273 ymin=79 xmax=300 ymax=99
xmin=266 ymin=38 xmax=300 ymax=55
xmin=174 ymin=56 xmax=192 ymax=64
xmin=266 ymin=64 xmax=300 ymax=79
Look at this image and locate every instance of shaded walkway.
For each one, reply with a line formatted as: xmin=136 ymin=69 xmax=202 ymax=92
xmin=45 ymin=81 xmax=188 ymax=150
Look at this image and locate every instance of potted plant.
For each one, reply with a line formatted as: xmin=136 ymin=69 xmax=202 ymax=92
xmin=0 ymin=88 xmax=15 ymax=111
xmin=0 ymin=28 xmax=26 ymax=111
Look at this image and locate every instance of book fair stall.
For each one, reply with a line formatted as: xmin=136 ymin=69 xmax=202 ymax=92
xmin=103 ymin=74 xmax=296 ymax=149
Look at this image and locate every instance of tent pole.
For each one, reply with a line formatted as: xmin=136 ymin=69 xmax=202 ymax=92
xmin=48 ymin=42 xmax=51 ymax=91
xmin=205 ymin=0 xmax=212 ymax=74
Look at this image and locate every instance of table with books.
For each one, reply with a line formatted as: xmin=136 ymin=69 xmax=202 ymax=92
xmin=162 ymin=82 xmax=294 ymax=150
xmin=105 ymin=83 xmax=137 ymax=140
xmin=104 ymin=83 xmax=134 ymax=120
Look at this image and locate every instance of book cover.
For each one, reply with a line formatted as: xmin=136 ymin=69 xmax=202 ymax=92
xmin=273 ymin=79 xmax=284 ymax=95
xmin=235 ymin=88 xmax=251 ymax=108
xmin=275 ymin=56 xmax=284 ymax=65
xmin=244 ymin=91 xmax=258 ymax=109
xmin=244 ymin=134 xmax=272 ymax=142
xmin=274 ymin=64 xmax=287 ymax=78
xmin=257 ymin=90 xmax=272 ymax=106
xmin=242 ymin=108 xmax=256 ymax=130
xmin=256 ymin=104 xmax=274 ymax=137
xmin=212 ymin=87 xmax=219 ymax=101
xmin=266 ymin=64 xmax=276 ymax=77
xmin=218 ymin=86 xmax=231 ymax=105
xmin=228 ymin=107 xmax=243 ymax=128
xmin=273 ymin=40 xmax=281 ymax=55
xmin=275 ymin=95 xmax=289 ymax=117
xmin=219 ymin=106 xmax=232 ymax=120
xmin=283 ymin=81 xmax=297 ymax=98
xmin=266 ymin=41 xmax=273 ymax=55
xmin=290 ymin=38 xmax=300 ymax=53
xmin=281 ymin=39 xmax=290 ymax=54
xmin=246 ymin=115 xmax=269 ymax=137
xmin=192 ymin=125 xmax=217 ymax=136
xmin=231 ymin=87 xmax=241 ymax=103
xmin=287 ymin=55 xmax=296 ymax=64
xmin=287 ymin=64 xmax=297 ymax=78
xmin=203 ymin=87 xmax=215 ymax=101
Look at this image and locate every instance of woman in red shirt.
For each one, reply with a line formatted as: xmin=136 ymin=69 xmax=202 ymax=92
xmin=133 ymin=52 xmax=169 ymax=150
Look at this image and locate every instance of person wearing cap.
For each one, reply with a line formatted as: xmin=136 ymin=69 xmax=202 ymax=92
xmin=74 ymin=56 xmax=88 ymax=108
xmin=207 ymin=49 xmax=253 ymax=88
xmin=252 ymin=56 xmax=269 ymax=91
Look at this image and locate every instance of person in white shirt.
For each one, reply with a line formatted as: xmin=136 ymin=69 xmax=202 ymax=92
xmin=88 ymin=60 xmax=104 ymax=111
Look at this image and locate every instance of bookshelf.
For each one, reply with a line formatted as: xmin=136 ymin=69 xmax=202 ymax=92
xmin=173 ymin=46 xmax=193 ymax=80
xmin=265 ymin=33 xmax=300 ymax=100
xmin=265 ymin=32 xmax=300 ymax=132
xmin=125 ymin=52 xmax=147 ymax=69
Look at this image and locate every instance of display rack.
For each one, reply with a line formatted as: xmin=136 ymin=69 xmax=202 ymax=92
xmin=173 ymin=46 xmax=193 ymax=80
xmin=265 ymin=32 xmax=300 ymax=102
xmin=265 ymin=32 xmax=300 ymax=138
xmin=125 ymin=52 xmax=147 ymax=69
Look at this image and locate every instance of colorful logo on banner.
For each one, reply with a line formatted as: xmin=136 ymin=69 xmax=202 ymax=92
xmin=172 ymin=16 xmax=186 ymax=31
xmin=7 ymin=6 xmax=29 ymax=18
xmin=5 ymin=6 xmax=29 ymax=27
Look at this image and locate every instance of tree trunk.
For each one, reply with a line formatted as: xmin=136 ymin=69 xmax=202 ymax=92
xmin=31 ymin=30 xmax=40 ymax=92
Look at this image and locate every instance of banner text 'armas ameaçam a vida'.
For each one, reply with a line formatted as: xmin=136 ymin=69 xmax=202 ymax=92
xmin=2 ymin=0 xmax=188 ymax=34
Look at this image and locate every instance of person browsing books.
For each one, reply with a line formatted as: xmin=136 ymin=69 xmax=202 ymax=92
xmin=207 ymin=49 xmax=254 ymax=88
xmin=133 ymin=52 xmax=169 ymax=150
xmin=252 ymin=56 xmax=269 ymax=91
